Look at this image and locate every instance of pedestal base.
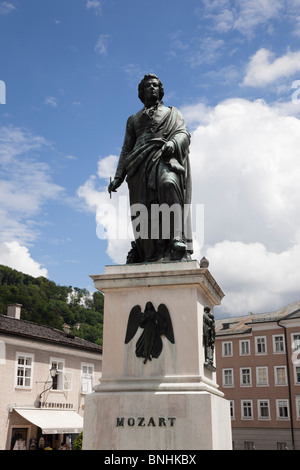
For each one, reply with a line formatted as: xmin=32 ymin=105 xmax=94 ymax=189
xmin=83 ymin=389 xmax=231 ymax=450
xmin=83 ymin=261 xmax=232 ymax=450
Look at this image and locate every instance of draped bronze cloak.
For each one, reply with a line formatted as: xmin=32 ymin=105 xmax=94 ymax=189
xmin=115 ymin=104 xmax=192 ymax=262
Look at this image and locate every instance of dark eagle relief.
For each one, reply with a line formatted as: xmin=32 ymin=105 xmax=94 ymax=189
xmin=124 ymin=302 xmax=175 ymax=364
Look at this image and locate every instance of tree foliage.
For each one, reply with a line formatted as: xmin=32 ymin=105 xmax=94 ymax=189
xmin=73 ymin=432 xmax=83 ymax=450
xmin=0 ymin=265 xmax=104 ymax=345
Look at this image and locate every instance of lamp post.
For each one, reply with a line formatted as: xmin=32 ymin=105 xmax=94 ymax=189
xmin=39 ymin=366 xmax=58 ymax=407
xmin=49 ymin=365 xmax=57 ymax=381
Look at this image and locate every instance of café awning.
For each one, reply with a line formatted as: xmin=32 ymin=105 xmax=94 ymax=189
xmin=14 ymin=408 xmax=83 ymax=434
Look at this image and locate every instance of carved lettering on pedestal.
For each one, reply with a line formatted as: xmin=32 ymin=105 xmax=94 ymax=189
xmin=116 ymin=417 xmax=176 ymax=427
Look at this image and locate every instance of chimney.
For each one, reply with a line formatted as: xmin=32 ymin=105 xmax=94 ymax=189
xmin=7 ymin=304 xmax=22 ymax=320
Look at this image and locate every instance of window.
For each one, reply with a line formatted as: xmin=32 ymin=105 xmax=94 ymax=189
xmin=258 ymin=400 xmax=270 ymax=419
xmin=274 ymin=366 xmax=287 ymax=385
xmin=294 ymin=366 xmax=300 ymax=384
xmin=222 ymin=368 xmax=234 ymax=387
xmin=292 ymin=333 xmax=300 ymax=352
xmin=273 ymin=335 xmax=285 ymax=353
xmin=256 ymin=366 xmax=268 ymax=386
xmin=10 ymin=427 xmax=29 ymax=450
xmin=276 ymin=399 xmax=289 ymax=419
xmin=240 ymin=368 xmax=252 ymax=386
xmin=16 ymin=353 xmax=34 ymax=388
xmin=63 ymin=372 xmax=73 ymax=391
xmin=241 ymin=400 xmax=253 ymax=419
xmin=277 ymin=442 xmax=287 ymax=450
xmin=0 ymin=340 xmax=5 ymax=365
xmin=255 ymin=336 xmax=267 ymax=354
xmin=239 ymin=339 xmax=250 ymax=356
xmin=296 ymin=397 xmax=300 ymax=419
xmin=50 ymin=358 xmax=72 ymax=391
xmin=222 ymin=341 xmax=232 ymax=357
xmin=230 ymin=400 xmax=235 ymax=419
xmin=244 ymin=441 xmax=255 ymax=450
xmin=81 ymin=363 xmax=94 ymax=394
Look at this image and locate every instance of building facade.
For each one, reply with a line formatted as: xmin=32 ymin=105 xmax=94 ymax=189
xmin=0 ymin=304 xmax=102 ymax=450
xmin=215 ymin=300 xmax=300 ymax=450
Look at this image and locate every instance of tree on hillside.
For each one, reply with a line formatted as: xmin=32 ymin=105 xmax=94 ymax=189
xmin=0 ymin=265 xmax=104 ymax=345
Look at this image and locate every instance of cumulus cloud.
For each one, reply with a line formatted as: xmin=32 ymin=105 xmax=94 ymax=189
xmin=186 ymin=98 xmax=300 ymax=248
xmin=243 ymin=48 xmax=300 ymax=87
xmin=0 ymin=241 xmax=48 ymax=277
xmin=78 ymin=98 xmax=300 ymax=316
xmin=77 ymin=164 xmax=132 ymax=264
xmin=0 ymin=126 xmax=64 ymax=243
xmin=232 ymin=0 xmax=283 ymax=36
xmin=0 ymin=2 xmax=16 ymax=15
xmin=203 ymin=0 xmax=284 ymax=37
xmin=97 ymin=154 xmax=119 ymax=179
xmin=185 ymin=98 xmax=300 ymax=315
xmin=0 ymin=125 xmax=64 ymax=275
xmin=0 ymin=125 xmax=47 ymax=164
xmin=206 ymin=240 xmax=300 ymax=315
xmin=86 ymin=0 xmax=102 ymax=15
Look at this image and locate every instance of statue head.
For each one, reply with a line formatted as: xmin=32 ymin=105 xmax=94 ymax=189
xmin=138 ymin=74 xmax=164 ymax=104
xmin=145 ymin=301 xmax=155 ymax=311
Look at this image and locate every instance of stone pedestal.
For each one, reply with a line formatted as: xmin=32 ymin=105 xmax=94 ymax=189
xmin=83 ymin=260 xmax=232 ymax=450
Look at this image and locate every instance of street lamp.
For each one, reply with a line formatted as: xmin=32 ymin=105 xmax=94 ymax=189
xmin=49 ymin=365 xmax=57 ymax=381
xmin=39 ymin=366 xmax=58 ymax=406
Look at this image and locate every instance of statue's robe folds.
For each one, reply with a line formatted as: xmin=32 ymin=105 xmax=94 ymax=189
xmin=115 ymin=103 xmax=193 ymax=263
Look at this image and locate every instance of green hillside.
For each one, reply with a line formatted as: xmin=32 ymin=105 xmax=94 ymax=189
xmin=0 ymin=265 xmax=103 ymax=346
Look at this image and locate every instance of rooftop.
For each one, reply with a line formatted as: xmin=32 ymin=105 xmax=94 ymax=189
xmin=0 ymin=312 xmax=102 ymax=354
xmin=216 ymin=299 xmax=300 ymax=336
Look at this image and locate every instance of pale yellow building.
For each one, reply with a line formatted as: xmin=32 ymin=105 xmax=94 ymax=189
xmin=0 ymin=304 xmax=102 ymax=450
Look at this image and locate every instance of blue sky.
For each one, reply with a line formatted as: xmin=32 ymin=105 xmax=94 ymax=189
xmin=1 ymin=0 xmax=300 ymax=317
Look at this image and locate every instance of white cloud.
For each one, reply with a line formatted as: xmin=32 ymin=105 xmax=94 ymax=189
xmin=169 ymin=32 xmax=224 ymax=67
xmin=233 ymin=0 xmax=283 ymax=36
xmin=206 ymin=240 xmax=300 ymax=315
xmin=211 ymin=8 xmax=234 ymax=33
xmin=243 ymin=48 xmax=300 ymax=87
xmin=0 ymin=126 xmax=75 ymax=278
xmin=187 ymin=98 xmax=300 ymax=249
xmin=86 ymin=0 xmax=102 ymax=15
xmin=95 ymin=34 xmax=110 ymax=55
xmin=0 ymin=2 xmax=16 ymax=15
xmin=65 ymin=154 xmax=77 ymax=160
xmin=0 ymin=125 xmax=47 ymax=164
xmin=97 ymin=154 xmax=119 ymax=179
xmin=179 ymin=102 xmax=213 ymax=129
xmin=123 ymin=64 xmax=145 ymax=85
xmin=189 ymin=37 xmax=225 ymax=66
xmin=203 ymin=0 xmax=284 ymax=37
xmin=77 ymin=161 xmax=132 ymax=264
xmin=0 ymin=125 xmax=64 ymax=246
xmin=186 ymin=97 xmax=300 ymax=315
xmin=0 ymin=241 xmax=48 ymax=278
xmin=44 ymin=96 xmax=58 ymax=107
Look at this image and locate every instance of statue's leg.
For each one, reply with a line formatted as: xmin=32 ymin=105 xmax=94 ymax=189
xmin=157 ymin=165 xmax=186 ymax=251
xmin=128 ymin=172 xmax=165 ymax=262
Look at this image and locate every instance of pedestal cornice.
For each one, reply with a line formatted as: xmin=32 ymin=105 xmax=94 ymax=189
xmin=90 ymin=260 xmax=225 ymax=306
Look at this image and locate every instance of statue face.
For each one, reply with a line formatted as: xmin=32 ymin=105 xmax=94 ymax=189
xmin=143 ymin=78 xmax=160 ymax=105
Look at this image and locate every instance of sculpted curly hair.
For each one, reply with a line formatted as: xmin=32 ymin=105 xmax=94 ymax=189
xmin=138 ymin=74 xmax=164 ymax=104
